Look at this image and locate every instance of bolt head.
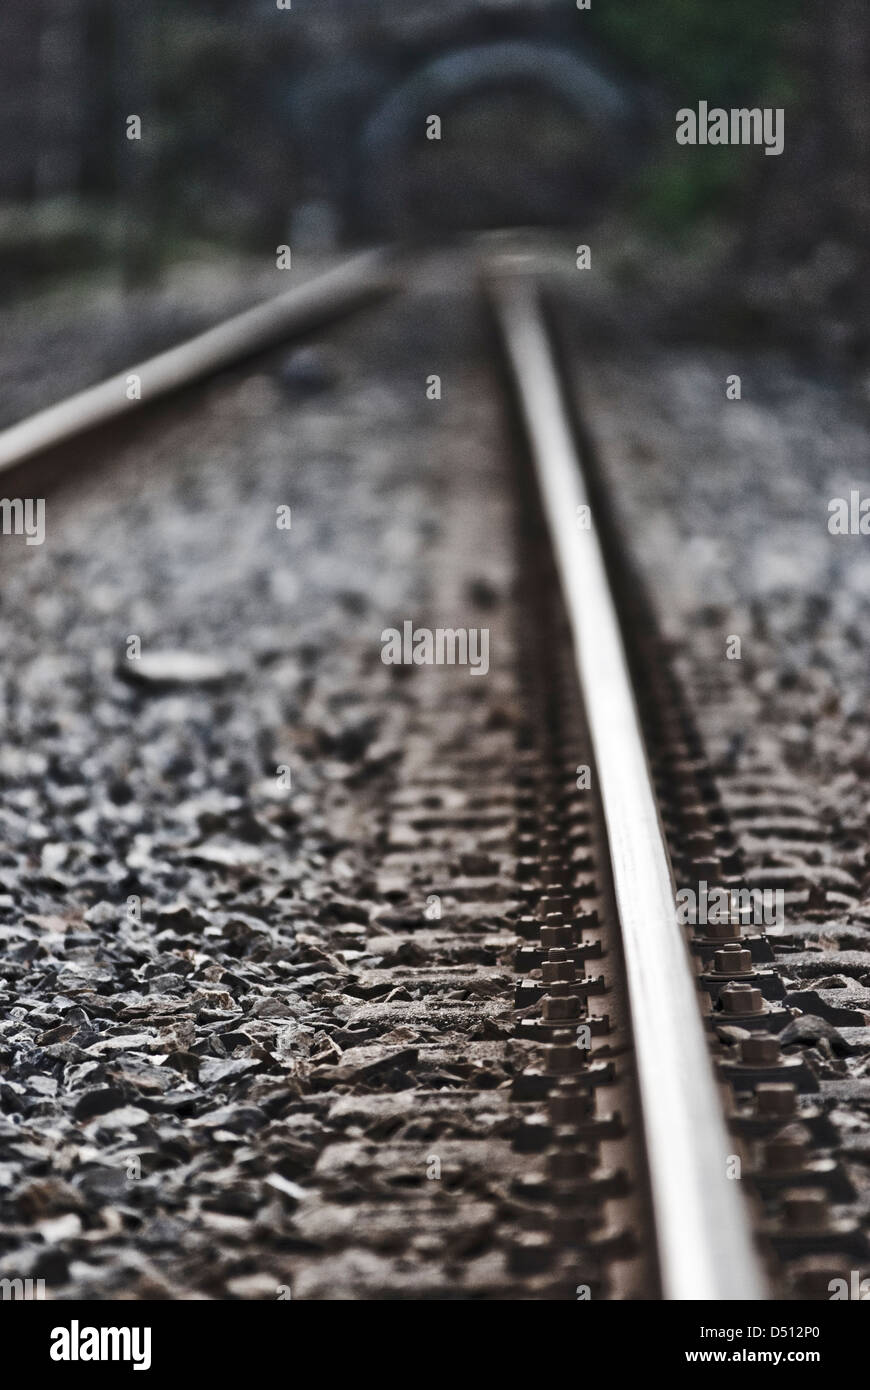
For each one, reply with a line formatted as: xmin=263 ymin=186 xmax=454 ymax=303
xmin=741 ymin=1033 xmax=780 ymax=1065
xmin=547 ymin=1148 xmax=591 ymax=1181
xmin=721 ymin=983 xmax=765 ymax=1014
xmin=548 ymin=1088 xmax=593 ymax=1126
xmin=508 ymin=1232 xmax=553 ymax=1274
xmin=782 ymin=1188 xmax=830 ymax=1230
xmin=542 ymin=992 xmax=581 ymax=1021
xmin=756 ymin=1082 xmax=796 ymax=1116
xmin=764 ymin=1130 xmax=807 ymax=1171
xmin=704 ymin=921 xmax=742 ymax=940
xmin=542 ymin=958 xmax=575 ymax=984
xmin=544 ymin=1043 xmax=584 ymax=1075
xmin=714 ymin=947 xmax=753 ymax=975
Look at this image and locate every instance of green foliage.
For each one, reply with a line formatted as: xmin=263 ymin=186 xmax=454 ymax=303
xmin=633 ymin=148 xmax=747 ymax=237
xmin=589 ymin=0 xmax=801 ymax=100
xmin=589 ymin=0 xmax=804 ymax=232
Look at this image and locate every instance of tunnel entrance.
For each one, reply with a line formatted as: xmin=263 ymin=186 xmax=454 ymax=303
xmin=354 ymin=41 xmax=637 ymax=237
xmin=402 ymin=89 xmax=620 ymax=233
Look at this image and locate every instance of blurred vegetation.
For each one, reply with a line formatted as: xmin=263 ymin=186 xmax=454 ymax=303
xmin=133 ymin=0 xmax=811 ymax=245
xmin=590 ymin=0 xmax=800 ymax=92
xmin=0 ymin=0 xmax=819 ymax=278
xmin=587 ymin=0 xmax=804 ymax=234
xmin=74 ymin=0 xmax=811 ymax=249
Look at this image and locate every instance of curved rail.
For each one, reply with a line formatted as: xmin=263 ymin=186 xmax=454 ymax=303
xmin=489 ymin=271 xmax=767 ymax=1302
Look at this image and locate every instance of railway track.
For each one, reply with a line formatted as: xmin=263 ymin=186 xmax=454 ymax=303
xmin=490 ymin=273 xmax=765 ymax=1299
xmin=0 ymin=249 xmax=867 ymax=1301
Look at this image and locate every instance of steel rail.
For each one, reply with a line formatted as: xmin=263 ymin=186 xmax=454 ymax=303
xmin=489 ymin=272 xmax=767 ymax=1301
xmin=0 ymin=249 xmax=395 ymax=474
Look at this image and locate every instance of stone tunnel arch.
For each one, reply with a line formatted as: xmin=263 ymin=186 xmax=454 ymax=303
xmin=354 ymin=39 xmax=638 ymax=236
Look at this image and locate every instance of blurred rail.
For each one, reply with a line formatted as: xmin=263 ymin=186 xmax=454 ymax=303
xmin=0 ymin=249 xmax=396 ymax=474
